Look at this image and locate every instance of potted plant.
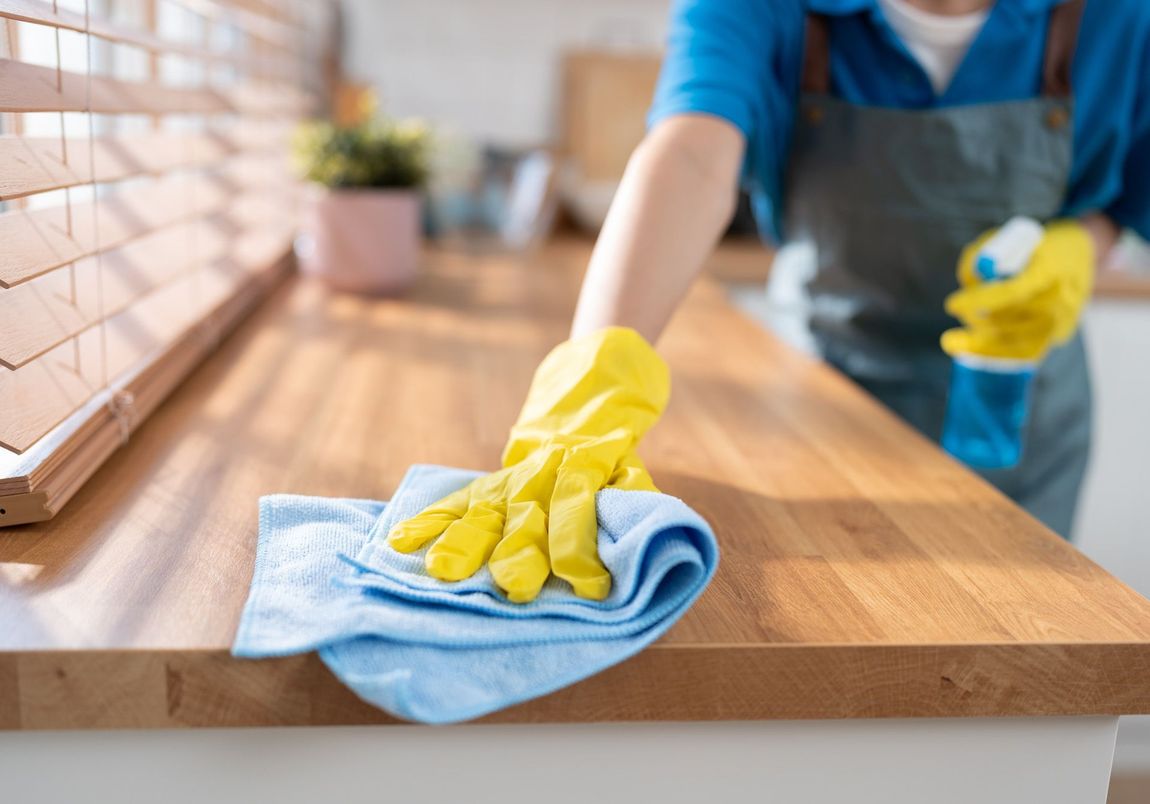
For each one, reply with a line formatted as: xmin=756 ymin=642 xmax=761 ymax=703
xmin=293 ymin=107 xmax=432 ymax=294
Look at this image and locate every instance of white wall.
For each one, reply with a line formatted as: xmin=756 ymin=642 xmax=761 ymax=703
xmin=340 ymin=0 xmax=670 ymax=147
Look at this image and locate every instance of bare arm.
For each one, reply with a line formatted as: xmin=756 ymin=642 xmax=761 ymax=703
xmin=570 ymin=114 xmax=746 ymax=343
xmin=1080 ymin=212 xmax=1121 ymax=268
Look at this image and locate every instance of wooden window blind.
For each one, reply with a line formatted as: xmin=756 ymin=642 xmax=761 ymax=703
xmin=0 ymin=0 xmax=336 ymax=526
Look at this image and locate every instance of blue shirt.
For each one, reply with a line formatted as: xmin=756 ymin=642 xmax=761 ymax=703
xmin=649 ymin=0 xmax=1150 ymax=241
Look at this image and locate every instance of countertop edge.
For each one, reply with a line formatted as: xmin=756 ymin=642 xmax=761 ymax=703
xmin=4 ymin=641 xmax=1149 ymax=730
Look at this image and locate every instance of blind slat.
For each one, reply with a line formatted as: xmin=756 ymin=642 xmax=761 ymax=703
xmin=0 ymin=224 xmax=296 ymax=454
xmin=0 ymin=57 xmax=227 ymax=114
xmin=0 ymin=126 xmax=290 ymax=200
xmin=0 ymin=221 xmax=225 ymax=369
xmin=1 ymin=133 xmax=221 ymax=200
xmin=0 ymin=327 xmax=104 ymax=455
xmin=0 ymin=58 xmax=309 ymax=115
xmin=100 ymin=226 xmax=296 ymax=385
xmin=0 ymin=0 xmax=297 ymax=78
xmin=227 ymin=82 xmax=312 ymax=117
xmin=176 ymin=0 xmax=301 ymax=50
xmin=0 ymin=153 xmax=291 ymax=287
xmin=0 ymin=267 xmax=92 ymax=368
xmin=0 ymin=0 xmax=91 ymax=34
xmin=0 ymin=192 xmax=294 ymax=368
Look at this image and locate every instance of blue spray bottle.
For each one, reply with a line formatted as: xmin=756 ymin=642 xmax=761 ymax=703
xmin=941 ymin=217 xmax=1045 ymax=470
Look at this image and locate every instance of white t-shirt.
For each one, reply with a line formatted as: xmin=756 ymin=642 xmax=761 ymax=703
xmin=877 ymin=0 xmax=991 ymax=94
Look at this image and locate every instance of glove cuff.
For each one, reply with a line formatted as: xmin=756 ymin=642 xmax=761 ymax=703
xmin=502 ymin=327 xmax=670 ymax=468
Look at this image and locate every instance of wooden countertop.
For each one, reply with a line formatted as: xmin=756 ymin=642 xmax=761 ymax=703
xmin=3 ymin=239 xmax=1150 ymax=730
xmin=1095 ymin=268 xmax=1150 ymax=300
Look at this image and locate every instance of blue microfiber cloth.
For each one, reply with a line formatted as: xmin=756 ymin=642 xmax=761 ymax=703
xmin=233 ymin=464 xmax=718 ymax=724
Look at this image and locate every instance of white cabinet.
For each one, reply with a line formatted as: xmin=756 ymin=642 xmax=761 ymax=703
xmin=1078 ymin=297 xmax=1150 ymax=593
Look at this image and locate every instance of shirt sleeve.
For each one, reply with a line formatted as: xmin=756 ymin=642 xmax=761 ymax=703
xmin=1105 ymin=21 xmax=1150 ymax=241
xmin=647 ymin=0 xmax=777 ymax=139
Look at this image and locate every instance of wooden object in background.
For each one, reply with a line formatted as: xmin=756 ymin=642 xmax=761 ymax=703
xmin=332 ymin=80 xmax=374 ymax=128
xmin=2 ymin=239 xmax=1150 ymax=729
xmin=560 ymin=51 xmax=661 ymax=182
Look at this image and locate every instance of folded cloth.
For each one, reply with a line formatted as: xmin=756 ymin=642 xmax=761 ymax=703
xmin=233 ymin=464 xmax=718 ymax=724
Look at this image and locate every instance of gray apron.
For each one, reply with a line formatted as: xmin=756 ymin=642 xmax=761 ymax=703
xmin=782 ymin=1 xmax=1091 ymax=538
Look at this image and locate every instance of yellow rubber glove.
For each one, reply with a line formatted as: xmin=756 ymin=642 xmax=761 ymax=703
xmin=942 ymin=220 xmax=1094 ymax=362
xmin=387 ymin=327 xmax=670 ymax=603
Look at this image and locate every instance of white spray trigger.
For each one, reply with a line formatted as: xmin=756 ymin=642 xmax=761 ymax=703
xmin=974 ymin=216 xmax=1044 ymax=281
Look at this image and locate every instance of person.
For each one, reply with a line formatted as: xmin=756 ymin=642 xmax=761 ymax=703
xmin=389 ymin=0 xmax=1150 ymax=603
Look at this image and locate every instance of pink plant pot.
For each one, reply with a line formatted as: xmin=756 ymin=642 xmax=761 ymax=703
xmin=300 ymin=188 xmax=422 ymax=294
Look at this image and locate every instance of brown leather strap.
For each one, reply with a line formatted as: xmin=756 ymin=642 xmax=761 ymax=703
xmin=1042 ymin=0 xmax=1085 ymax=98
xmin=802 ymin=2 xmax=1083 ymax=99
xmin=801 ymin=14 xmax=832 ymax=95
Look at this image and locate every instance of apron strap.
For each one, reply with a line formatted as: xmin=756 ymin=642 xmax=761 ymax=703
xmin=801 ymin=2 xmax=1085 ymax=99
xmin=801 ymin=13 xmax=832 ymax=95
xmin=1042 ymin=0 xmax=1085 ymax=98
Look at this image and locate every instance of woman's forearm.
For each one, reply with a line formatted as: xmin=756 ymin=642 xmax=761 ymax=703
xmin=1080 ymin=212 xmax=1121 ymax=268
xmin=570 ymin=114 xmax=746 ymax=343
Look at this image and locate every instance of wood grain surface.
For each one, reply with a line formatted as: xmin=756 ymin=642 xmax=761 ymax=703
xmin=3 ymin=239 xmax=1150 ymax=729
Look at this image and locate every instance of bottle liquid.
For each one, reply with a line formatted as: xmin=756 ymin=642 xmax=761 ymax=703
xmin=941 ymin=217 xmax=1045 ymax=470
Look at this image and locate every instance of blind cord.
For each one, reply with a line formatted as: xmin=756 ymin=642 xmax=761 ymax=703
xmin=83 ymin=0 xmax=134 ymax=445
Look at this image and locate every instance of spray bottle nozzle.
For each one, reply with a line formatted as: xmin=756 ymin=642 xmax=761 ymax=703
xmin=974 ymin=216 xmax=1045 ymax=281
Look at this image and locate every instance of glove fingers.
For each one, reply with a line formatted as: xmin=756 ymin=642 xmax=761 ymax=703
xmin=425 ymin=502 xmax=505 ymax=582
xmin=549 ymin=462 xmax=611 ymax=601
xmin=941 ymin=323 xmax=1052 ymax=362
xmin=940 ymin=327 xmax=969 ymax=358
xmin=489 ymin=500 xmax=550 ymax=603
xmin=952 ymin=220 xmax=1093 ymax=351
xmin=387 ymin=486 xmax=470 ymax=553
xmin=970 ymin=308 xmax=1056 ymax=340
xmin=946 ymin=269 xmax=1056 ymax=320
xmin=504 ymin=443 xmax=565 ymax=510
xmin=956 ymin=281 xmax=1060 ymax=325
